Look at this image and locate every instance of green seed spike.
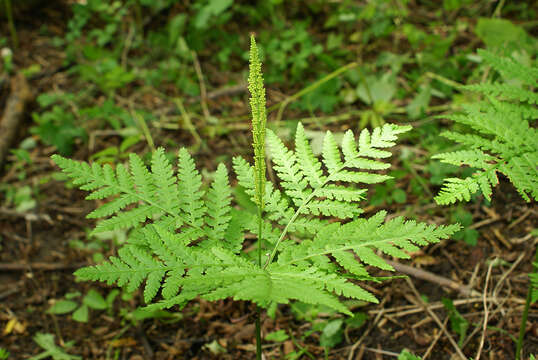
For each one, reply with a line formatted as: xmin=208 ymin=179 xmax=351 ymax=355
xmin=248 ymin=35 xmax=267 ymax=211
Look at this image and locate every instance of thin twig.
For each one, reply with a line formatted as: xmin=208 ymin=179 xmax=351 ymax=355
xmin=475 ymin=259 xmax=494 ymax=360
xmin=132 ymin=111 xmax=156 ymax=152
xmin=363 ymin=347 xmax=400 ymax=358
xmin=468 ymin=216 xmax=501 ymax=230
xmin=386 ymin=260 xmax=479 ymax=297
xmin=0 ymin=74 xmax=32 ymax=170
xmin=0 ymin=208 xmax=53 ymax=223
xmin=186 ymin=83 xmax=247 ymax=104
xmin=493 ymin=252 xmax=525 ymax=299
xmin=191 ymin=50 xmax=211 ymax=122
xmin=368 ymin=296 xmax=525 ymax=317
xmin=422 ymin=316 xmax=449 ymax=360
xmin=121 ymin=24 xmax=136 ymax=69
xmin=0 ymin=262 xmax=86 ymax=271
xmin=347 ymin=297 xmax=388 ymax=360
xmin=405 ymin=277 xmax=467 ymax=360
xmin=174 ymin=98 xmax=204 ymax=149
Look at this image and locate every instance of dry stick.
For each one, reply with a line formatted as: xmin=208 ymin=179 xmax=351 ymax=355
xmin=422 ymin=316 xmax=450 ymax=360
xmin=363 ymin=347 xmax=400 ymax=358
xmin=0 ymin=262 xmax=86 ymax=271
xmin=0 ymin=74 xmax=32 ymax=171
xmin=369 ymin=296 xmax=525 ymax=318
xmin=185 ymin=83 xmax=247 ymax=104
xmin=120 ymin=24 xmax=136 ymax=69
xmin=493 ymin=252 xmax=526 ymax=299
xmin=347 ymin=297 xmax=388 ymax=360
xmin=386 ymin=259 xmax=479 ymax=297
xmin=405 ymin=277 xmax=467 ymax=360
xmin=0 ymin=207 xmax=53 ymax=223
xmin=468 ymin=216 xmax=501 ymax=230
xmin=0 ymin=286 xmax=19 ymax=301
xmin=136 ymin=327 xmax=154 ymax=359
xmin=191 ymin=50 xmax=211 ymax=122
xmin=461 ymin=295 xmax=511 ymax=351
xmin=174 ymin=98 xmax=204 ymax=148
xmin=469 ymin=263 xmax=481 ymax=293
xmin=507 ymin=211 xmax=532 ymax=230
xmin=475 ymin=260 xmax=495 ymax=360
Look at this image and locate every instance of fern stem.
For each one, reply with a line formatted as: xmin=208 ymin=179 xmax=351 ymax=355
xmin=264 ymin=190 xmax=318 ymax=268
xmin=257 ymin=208 xmax=263 ymax=267
xmin=515 ymin=246 xmax=538 ymax=360
xmin=255 ymin=206 xmax=264 ymax=359
xmin=255 ymin=306 xmax=262 ymax=360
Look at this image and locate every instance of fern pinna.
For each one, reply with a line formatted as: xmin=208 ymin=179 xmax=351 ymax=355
xmin=433 ymin=49 xmax=538 ymax=205
xmin=52 ymin=38 xmax=459 ymax=324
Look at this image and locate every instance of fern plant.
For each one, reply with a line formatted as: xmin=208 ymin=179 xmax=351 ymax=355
xmin=433 ymin=49 xmax=538 ymax=205
xmin=52 ymin=37 xmax=459 ymax=359
xmin=432 ymin=49 xmax=537 ymax=360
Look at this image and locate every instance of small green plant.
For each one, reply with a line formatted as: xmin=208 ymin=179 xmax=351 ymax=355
xmin=1 ymin=184 xmax=37 ymax=213
xmin=31 ymin=93 xmax=87 ymax=156
xmin=47 ymin=289 xmax=116 ymax=323
xmin=52 ymin=37 xmax=459 ymax=359
xmin=0 ymin=348 xmax=9 ymax=360
xmin=442 ymin=297 xmax=469 ymax=348
xmin=450 ymin=207 xmax=479 ymax=246
xmin=29 ymin=333 xmax=80 ymax=360
xmin=398 ymin=349 xmax=422 ymax=360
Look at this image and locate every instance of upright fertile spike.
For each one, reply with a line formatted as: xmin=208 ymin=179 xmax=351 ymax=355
xmin=248 ymin=35 xmax=267 ymax=211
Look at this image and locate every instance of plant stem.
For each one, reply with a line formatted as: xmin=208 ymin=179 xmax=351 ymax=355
xmin=5 ymin=0 xmax=18 ymax=49
xmin=273 ymin=61 xmax=358 ymax=124
xmin=515 ymin=245 xmax=538 ymax=360
xmin=255 ymin=306 xmax=262 ymax=360
xmin=425 ymin=72 xmax=464 ymax=89
xmin=255 ymin=206 xmax=264 ymax=359
xmin=257 ymin=208 xmax=263 ymax=267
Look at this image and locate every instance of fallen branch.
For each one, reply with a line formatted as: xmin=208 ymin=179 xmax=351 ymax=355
xmin=386 ymin=259 xmax=480 ymax=297
xmin=0 ymin=262 xmax=86 ymax=271
xmin=0 ymin=73 xmax=33 ymax=170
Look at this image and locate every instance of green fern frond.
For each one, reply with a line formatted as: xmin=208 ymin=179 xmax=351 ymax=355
xmin=54 ymin=39 xmax=460 ymax=320
xmin=280 ymin=212 xmax=459 ymax=271
xmin=464 ymin=83 xmax=538 ymax=104
xmin=434 ymin=50 xmax=538 ymax=204
xmin=52 ymin=148 xmax=237 ymax=243
xmin=435 ymin=170 xmax=498 ymax=205
xmin=477 ymin=49 xmax=538 ymax=87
